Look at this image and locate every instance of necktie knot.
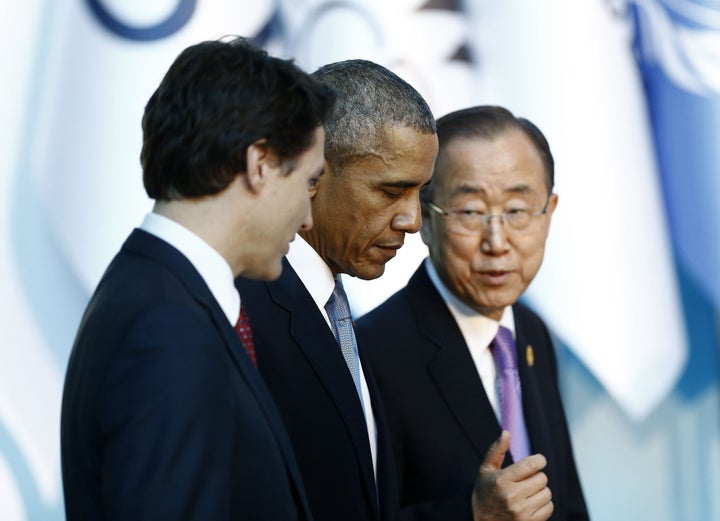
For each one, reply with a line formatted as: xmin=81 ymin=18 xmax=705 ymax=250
xmin=490 ymin=326 xmax=517 ymax=370
xmin=326 ymin=283 xmax=352 ymax=322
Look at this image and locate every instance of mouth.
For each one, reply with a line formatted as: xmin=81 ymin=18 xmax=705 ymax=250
xmin=477 ymin=269 xmax=510 ymax=285
xmin=375 ymin=243 xmax=403 ymax=260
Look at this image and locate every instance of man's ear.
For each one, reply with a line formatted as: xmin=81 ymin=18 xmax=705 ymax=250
xmin=546 ymin=192 xmax=559 ymax=218
xmin=245 ymin=139 xmax=274 ymax=194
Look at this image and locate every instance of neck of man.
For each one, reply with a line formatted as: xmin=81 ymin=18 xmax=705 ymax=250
xmin=153 ymin=191 xmax=251 ymax=277
xmin=298 ymin=229 xmax=343 ymax=277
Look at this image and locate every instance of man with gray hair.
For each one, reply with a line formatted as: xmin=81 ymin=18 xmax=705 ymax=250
xmin=236 ymin=59 xmax=438 ymax=521
xmin=358 ymin=105 xmax=589 ymax=521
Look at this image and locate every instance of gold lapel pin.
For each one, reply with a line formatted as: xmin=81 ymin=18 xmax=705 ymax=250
xmin=526 ymin=345 xmax=535 ymax=367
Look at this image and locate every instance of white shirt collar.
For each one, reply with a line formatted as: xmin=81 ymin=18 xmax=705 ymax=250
xmin=286 ymin=234 xmax=378 ymax=470
xmin=424 ymin=257 xmax=515 ymax=345
xmin=140 ymin=212 xmax=240 ymax=325
xmin=286 ymin=234 xmax=336 ymax=325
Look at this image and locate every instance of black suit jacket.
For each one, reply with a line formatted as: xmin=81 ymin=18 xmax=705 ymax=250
xmin=236 ymin=259 xmax=398 ymax=521
xmin=356 ymin=262 xmax=589 ymax=521
xmin=61 ymin=229 xmax=313 ymax=521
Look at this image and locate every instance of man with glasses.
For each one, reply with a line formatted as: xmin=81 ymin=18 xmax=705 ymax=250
xmin=357 ymin=106 xmax=589 ymax=521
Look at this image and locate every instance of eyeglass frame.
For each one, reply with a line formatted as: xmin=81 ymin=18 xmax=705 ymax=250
xmin=424 ymin=197 xmax=551 ymax=234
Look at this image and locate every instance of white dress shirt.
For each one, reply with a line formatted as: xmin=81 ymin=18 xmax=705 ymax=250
xmin=425 ymin=258 xmax=516 ymax=422
xmin=287 ymin=235 xmax=378 ymax=476
xmin=140 ymin=212 xmax=240 ymax=326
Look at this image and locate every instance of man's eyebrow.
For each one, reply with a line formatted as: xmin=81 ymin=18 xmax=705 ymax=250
xmin=380 ymin=180 xmax=423 ymax=189
xmin=449 ymin=184 xmax=483 ymax=197
xmin=447 ymin=183 xmax=535 ymax=197
xmin=505 ymin=184 xmax=533 ymax=194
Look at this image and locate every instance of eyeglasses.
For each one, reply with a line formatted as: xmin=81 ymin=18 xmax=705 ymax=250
xmin=426 ymin=199 xmax=550 ymax=234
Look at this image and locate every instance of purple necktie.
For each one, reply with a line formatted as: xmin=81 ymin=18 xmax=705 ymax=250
xmin=490 ymin=326 xmax=531 ymax=461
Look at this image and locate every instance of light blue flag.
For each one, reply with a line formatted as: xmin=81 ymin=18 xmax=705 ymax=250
xmin=629 ymin=0 xmax=720 ymax=308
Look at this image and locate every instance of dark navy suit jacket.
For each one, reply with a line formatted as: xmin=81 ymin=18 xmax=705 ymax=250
xmin=356 ymin=262 xmax=589 ymax=521
xmin=61 ymin=229 xmax=313 ymax=520
xmin=236 ymin=259 xmax=399 ymax=521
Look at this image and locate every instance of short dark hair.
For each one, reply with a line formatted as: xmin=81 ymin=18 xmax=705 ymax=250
xmin=423 ymin=105 xmax=554 ymax=204
xmin=311 ymin=59 xmax=436 ymax=172
xmin=141 ymin=36 xmax=335 ymax=200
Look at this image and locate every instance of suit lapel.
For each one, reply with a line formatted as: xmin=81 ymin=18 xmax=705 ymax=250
xmin=358 ymin=346 xmax=396 ymax=520
xmin=514 ymin=305 xmax=553 ymax=462
xmin=407 ymin=265 xmax=504 ymax=459
xmin=266 ymin=261 xmax=378 ymax=512
xmin=124 ymin=230 xmax=312 ymax=517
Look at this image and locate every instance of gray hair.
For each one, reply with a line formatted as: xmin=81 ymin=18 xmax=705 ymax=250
xmin=311 ymin=59 xmax=436 ymax=171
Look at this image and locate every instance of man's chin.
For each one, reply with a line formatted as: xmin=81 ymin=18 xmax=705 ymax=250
xmin=350 ymin=262 xmax=387 ymax=281
xmin=244 ymin=259 xmax=283 ymax=282
xmin=264 ymin=261 xmax=284 ymax=281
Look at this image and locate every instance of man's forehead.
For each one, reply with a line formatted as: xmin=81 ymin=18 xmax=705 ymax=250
xmin=440 ymin=180 xmax=538 ymax=198
xmin=347 ymin=151 xmax=432 ymax=184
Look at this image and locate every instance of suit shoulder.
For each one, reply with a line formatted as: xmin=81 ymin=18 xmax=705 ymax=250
xmin=235 ymin=277 xmax=272 ymax=312
xmin=235 ymin=258 xmax=298 ymax=304
xmin=356 ymin=286 xmax=412 ymax=331
xmin=514 ymin=301 xmax=551 ymax=333
xmin=87 ymin=255 xmax=196 ymax=327
xmin=355 ymin=288 xmax=417 ymax=370
xmin=514 ymin=301 xmax=559 ymax=369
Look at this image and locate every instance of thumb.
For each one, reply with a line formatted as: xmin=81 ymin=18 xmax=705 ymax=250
xmin=481 ymin=430 xmax=510 ymax=471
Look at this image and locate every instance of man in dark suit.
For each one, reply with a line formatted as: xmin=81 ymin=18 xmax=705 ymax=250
xmin=61 ymin=37 xmax=334 ymax=520
xmin=236 ymin=60 xmax=438 ymax=521
xmin=357 ymin=106 xmax=589 ymax=521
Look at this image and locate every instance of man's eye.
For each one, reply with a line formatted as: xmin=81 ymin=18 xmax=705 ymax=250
xmin=506 ymin=208 xmax=528 ymax=216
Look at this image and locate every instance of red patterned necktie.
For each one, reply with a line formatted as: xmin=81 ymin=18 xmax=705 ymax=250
xmin=234 ymin=303 xmax=257 ymax=367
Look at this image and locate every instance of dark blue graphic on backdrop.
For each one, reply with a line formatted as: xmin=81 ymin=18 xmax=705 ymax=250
xmin=86 ymin=0 xmax=196 ymax=41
